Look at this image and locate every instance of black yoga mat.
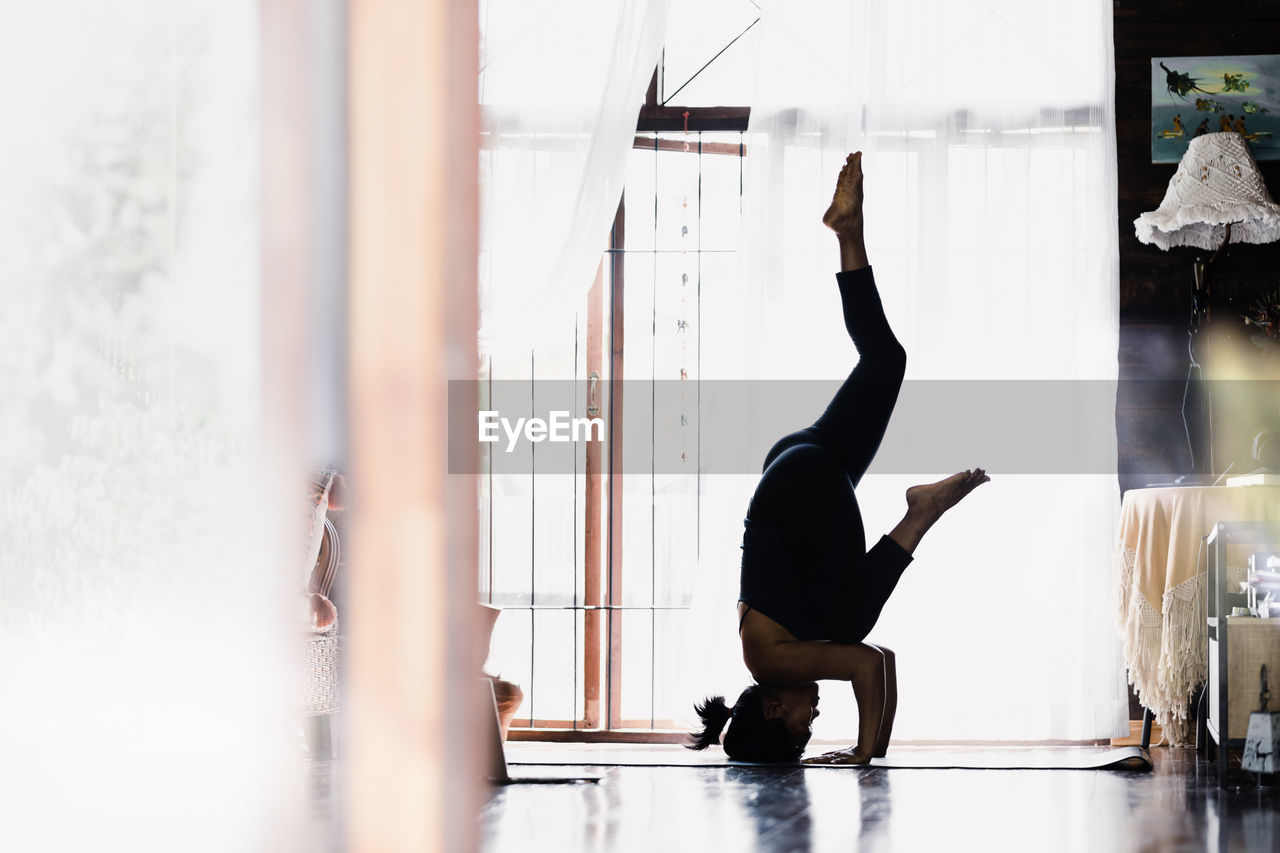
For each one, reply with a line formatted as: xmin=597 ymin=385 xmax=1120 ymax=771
xmin=504 ymin=744 xmax=1152 ymax=771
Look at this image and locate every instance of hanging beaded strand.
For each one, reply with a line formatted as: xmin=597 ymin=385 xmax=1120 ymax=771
xmin=678 ymin=113 xmax=692 ymax=465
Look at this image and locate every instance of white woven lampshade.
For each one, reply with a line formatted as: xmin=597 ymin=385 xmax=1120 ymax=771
xmin=1135 ymin=132 xmax=1280 ymax=251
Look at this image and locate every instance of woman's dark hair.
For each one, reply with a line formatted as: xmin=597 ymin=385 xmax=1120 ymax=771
xmin=685 ymin=685 xmax=804 ymax=763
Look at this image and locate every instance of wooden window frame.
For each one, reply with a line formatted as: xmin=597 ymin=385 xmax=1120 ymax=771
xmin=530 ymin=71 xmax=750 ymax=738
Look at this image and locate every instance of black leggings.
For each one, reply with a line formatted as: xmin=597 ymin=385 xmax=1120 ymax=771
xmin=740 ymin=265 xmax=911 ymax=644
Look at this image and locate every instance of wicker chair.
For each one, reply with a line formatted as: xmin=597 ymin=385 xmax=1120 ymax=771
xmin=303 ymin=470 xmax=344 ymax=758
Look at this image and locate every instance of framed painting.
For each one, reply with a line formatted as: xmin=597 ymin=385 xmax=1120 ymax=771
xmin=1151 ymin=54 xmax=1280 ymax=163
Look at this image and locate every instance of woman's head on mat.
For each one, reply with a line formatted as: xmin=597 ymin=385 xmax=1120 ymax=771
xmin=686 ymin=682 xmax=819 ymax=762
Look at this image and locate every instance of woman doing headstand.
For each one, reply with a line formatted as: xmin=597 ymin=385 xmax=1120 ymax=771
xmin=688 ymin=152 xmax=989 ymax=765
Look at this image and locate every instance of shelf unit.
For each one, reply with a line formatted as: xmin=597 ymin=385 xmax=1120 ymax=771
xmin=1203 ymin=521 xmax=1280 ymax=788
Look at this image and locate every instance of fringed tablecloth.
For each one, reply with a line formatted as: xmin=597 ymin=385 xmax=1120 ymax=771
xmin=1114 ymin=486 xmax=1280 ymax=745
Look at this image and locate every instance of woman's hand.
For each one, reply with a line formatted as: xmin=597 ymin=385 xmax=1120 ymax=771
xmin=801 ymin=746 xmax=872 ymax=766
xmin=308 ymin=592 xmax=338 ymax=632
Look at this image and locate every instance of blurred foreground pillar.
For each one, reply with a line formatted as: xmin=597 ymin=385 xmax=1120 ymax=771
xmin=347 ymin=0 xmax=482 ymax=850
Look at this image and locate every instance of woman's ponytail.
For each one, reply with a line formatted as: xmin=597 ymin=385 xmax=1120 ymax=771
xmin=686 ymin=695 xmax=732 ymax=750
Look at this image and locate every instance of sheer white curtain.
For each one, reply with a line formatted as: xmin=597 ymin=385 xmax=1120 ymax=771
xmin=476 ymin=0 xmax=672 ymax=724
xmin=478 ymin=0 xmax=671 ymax=357
xmin=697 ymin=0 xmax=1128 ymax=740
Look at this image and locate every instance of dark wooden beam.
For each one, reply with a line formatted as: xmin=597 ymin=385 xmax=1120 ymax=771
xmin=638 ymin=105 xmax=750 ymax=132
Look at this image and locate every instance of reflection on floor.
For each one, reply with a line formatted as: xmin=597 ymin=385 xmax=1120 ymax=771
xmin=480 ymin=747 xmax=1279 ymax=852
xmin=306 ymin=758 xmax=341 ymax=853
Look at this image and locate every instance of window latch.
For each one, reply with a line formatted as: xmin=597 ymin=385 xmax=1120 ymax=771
xmin=587 ymin=371 xmax=600 ymax=417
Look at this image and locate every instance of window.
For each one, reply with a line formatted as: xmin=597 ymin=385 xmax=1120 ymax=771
xmin=480 ymin=15 xmax=757 ymax=732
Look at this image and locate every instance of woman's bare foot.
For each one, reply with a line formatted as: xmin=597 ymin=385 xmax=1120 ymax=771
xmin=905 ymin=469 xmax=990 ymax=525
xmin=823 ymin=152 xmax=864 ymax=236
xmin=889 ymin=469 xmax=990 ymax=554
xmin=802 ymin=745 xmax=872 ymax=766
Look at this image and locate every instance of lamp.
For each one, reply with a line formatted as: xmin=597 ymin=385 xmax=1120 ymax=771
xmin=1135 ymin=132 xmax=1280 ymax=483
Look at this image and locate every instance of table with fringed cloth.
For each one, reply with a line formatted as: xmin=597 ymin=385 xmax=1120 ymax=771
xmin=1114 ymin=485 xmax=1280 ymax=745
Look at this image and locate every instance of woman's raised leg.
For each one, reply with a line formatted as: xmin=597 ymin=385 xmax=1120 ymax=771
xmin=763 ymin=152 xmax=906 ymax=486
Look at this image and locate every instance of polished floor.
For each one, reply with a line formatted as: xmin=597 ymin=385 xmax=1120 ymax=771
xmin=480 ymin=747 xmax=1280 ymax=852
